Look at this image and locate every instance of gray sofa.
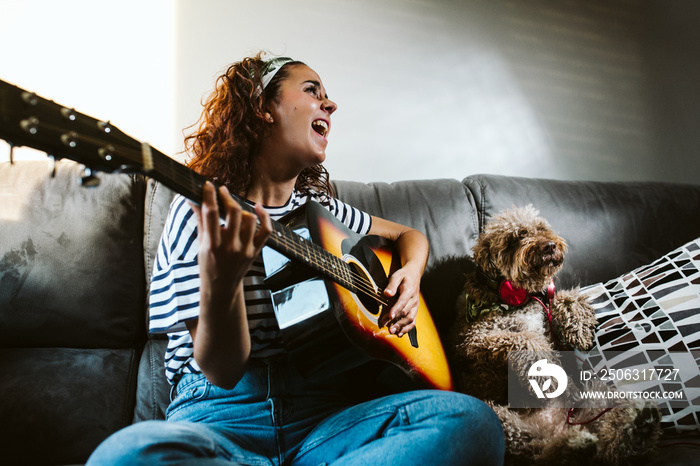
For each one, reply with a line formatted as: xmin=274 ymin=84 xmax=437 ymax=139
xmin=1 ymin=159 xmax=698 ymax=465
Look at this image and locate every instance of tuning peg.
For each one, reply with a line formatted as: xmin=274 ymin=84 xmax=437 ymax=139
xmin=21 ymin=117 xmax=40 ymax=135
xmin=79 ymin=167 xmax=100 ymax=188
xmin=61 ymin=131 xmax=79 ymax=148
xmin=61 ymin=107 xmax=77 ymax=121
xmin=97 ymin=120 xmax=112 ymax=133
xmin=21 ymin=92 xmax=38 ymax=106
xmin=98 ymin=145 xmax=115 ymax=162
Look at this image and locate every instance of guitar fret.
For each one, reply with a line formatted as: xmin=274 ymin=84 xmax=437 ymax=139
xmin=340 ymin=257 xmax=353 ymax=290
xmin=310 ymin=238 xmax=323 ymax=275
xmin=268 ymin=220 xmax=357 ymax=292
xmin=152 ymin=151 xmax=206 ymax=205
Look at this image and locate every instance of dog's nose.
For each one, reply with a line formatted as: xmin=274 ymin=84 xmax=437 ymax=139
xmin=542 ymin=242 xmax=556 ymax=254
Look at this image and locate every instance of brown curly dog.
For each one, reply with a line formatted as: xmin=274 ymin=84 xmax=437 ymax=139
xmin=450 ymin=205 xmax=661 ymax=466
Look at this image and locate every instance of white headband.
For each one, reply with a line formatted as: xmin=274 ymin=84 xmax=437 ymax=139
xmin=255 ymin=56 xmax=294 ymax=96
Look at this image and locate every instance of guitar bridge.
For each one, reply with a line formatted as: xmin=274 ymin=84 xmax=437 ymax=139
xmin=408 ymin=327 xmax=419 ymax=348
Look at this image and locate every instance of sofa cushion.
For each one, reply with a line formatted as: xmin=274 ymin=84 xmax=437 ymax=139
xmin=0 ymin=160 xmax=146 ymax=348
xmin=132 ymin=337 xmax=170 ymax=423
xmin=580 ymin=237 xmax=700 ymax=433
xmin=0 ymin=347 xmax=137 ymax=465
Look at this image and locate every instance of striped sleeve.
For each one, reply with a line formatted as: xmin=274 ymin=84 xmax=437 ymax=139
xmin=149 ymin=195 xmax=202 ymax=334
xmin=316 ymin=194 xmax=372 ymax=236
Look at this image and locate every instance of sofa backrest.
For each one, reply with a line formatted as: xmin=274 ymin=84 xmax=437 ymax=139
xmin=333 ymin=179 xmax=481 ymax=268
xmin=0 ymin=160 xmax=147 ymax=464
xmin=465 ymin=174 xmax=700 ymax=289
xmin=4 ymin=162 xmax=698 ymax=464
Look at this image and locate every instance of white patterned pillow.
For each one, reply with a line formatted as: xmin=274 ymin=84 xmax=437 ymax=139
xmin=580 ymin=237 xmax=700 ymax=433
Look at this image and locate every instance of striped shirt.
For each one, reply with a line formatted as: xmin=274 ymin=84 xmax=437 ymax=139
xmin=149 ymin=190 xmax=372 ymax=384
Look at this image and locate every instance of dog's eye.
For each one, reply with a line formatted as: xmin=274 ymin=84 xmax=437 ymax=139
xmin=517 ymin=228 xmax=528 ymax=238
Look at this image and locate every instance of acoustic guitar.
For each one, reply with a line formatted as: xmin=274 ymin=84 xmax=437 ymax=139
xmin=0 ymin=79 xmax=453 ymax=391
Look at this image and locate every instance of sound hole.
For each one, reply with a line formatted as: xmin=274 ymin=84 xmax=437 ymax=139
xmin=347 ymin=261 xmax=381 ymax=316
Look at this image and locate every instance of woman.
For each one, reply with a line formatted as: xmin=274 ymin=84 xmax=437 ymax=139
xmin=88 ymin=53 xmax=504 ymax=465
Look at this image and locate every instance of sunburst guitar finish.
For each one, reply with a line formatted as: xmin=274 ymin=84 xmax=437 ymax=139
xmin=265 ymin=201 xmax=453 ymax=391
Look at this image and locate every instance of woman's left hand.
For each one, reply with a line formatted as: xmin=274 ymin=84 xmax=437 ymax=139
xmin=368 ymin=216 xmax=429 ymax=338
xmin=378 ymin=262 xmax=423 ymax=337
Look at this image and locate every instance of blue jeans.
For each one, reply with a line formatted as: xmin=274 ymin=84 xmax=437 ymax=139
xmin=88 ymin=358 xmax=504 ymax=465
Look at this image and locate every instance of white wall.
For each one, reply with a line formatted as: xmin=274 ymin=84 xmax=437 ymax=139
xmin=2 ymin=0 xmax=698 ymax=185
xmin=173 ymin=0 xmax=678 ymax=184
xmin=175 ymin=0 xmax=557 ymax=183
xmin=0 ymin=0 xmax=176 ymax=163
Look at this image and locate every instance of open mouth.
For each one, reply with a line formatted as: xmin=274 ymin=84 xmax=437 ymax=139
xmin=312 ymin=119 xmax=329 ymax=138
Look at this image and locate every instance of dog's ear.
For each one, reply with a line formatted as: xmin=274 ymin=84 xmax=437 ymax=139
xmin=472 ymin=239 xmax=498 ymax=276
xmin=472 ymin=240 xmax=488 ymax=265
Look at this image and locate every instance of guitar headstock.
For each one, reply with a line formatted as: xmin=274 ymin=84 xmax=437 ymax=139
xmin=0 ymin=79 xmax=157 ymax=182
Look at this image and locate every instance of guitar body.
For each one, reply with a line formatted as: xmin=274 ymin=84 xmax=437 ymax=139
xmin=263 ymin=201 xmax=454 ymax=391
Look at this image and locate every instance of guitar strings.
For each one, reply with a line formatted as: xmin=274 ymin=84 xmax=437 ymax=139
xmin=58 ymin=130 xmax=391 ymax=308
xmin=269 ymin=221 xmax=391 ymax=307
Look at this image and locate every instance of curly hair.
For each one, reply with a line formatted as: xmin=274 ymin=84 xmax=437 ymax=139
xmin=184 ymin=52 xmax=335 ymax=198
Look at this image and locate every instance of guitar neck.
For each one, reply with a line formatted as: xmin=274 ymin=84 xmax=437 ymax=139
xmin=148 ymin=151 xmax=358 ymax=293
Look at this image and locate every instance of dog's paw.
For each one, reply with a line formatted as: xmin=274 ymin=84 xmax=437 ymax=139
xmin=550 ymin=288 xmax=597 ymax=350
xmin=537 ymin=429 xmax=598 ymax=466
xmin=590 ymin=399 xmax=662 ymax=464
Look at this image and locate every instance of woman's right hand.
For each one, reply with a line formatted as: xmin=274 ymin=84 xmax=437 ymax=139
xmin=193 ymin=181 xmax=271 ymax=303
xmin=186 ymin=181 xmax=272 ymax=389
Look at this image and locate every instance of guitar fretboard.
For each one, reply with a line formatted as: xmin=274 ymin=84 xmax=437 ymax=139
xmin=149 ymin=150 xmax=360 ymax=295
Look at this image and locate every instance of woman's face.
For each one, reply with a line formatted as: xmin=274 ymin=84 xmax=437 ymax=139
xmin=260 ymin=64 xmax=338 ymax=173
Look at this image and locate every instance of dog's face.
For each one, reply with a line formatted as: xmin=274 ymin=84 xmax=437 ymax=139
xmin=472 ymin=205 xmax=567 ymax=293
